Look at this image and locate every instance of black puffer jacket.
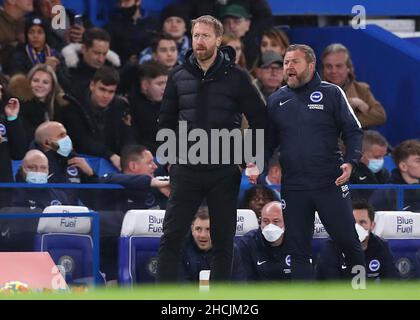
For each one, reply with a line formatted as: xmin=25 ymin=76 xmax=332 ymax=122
xmin=158 ymin=46 xmax=266 ymax=166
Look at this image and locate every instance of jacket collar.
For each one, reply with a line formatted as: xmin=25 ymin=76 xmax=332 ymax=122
xmin=183 ymin=46 xmax=235 ymax=79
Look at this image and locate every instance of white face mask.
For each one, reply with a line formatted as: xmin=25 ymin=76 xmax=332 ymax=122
xmin=25 ymin=171 xmax=48 ymax=184
xmin=355 ymin=223 xmax=369 ymax=242
xmin=262 ymin=223 xmax=284 ymax=242
xmin=56 ymin=135 xmax=73 ymax=157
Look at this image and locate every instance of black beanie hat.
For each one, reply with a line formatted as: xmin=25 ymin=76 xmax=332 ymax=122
xmin=160 ymin=4 xmax=190 ymax=27
xmin=24 ymin=16 xmax=51 ymax=44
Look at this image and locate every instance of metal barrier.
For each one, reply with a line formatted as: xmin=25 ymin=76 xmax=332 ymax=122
xmin=263 ymin=184 xmax=420 ymax=211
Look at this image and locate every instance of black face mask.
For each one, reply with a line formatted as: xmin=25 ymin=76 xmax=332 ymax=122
xmin=118 ymin=5 xmax=137 ymax=18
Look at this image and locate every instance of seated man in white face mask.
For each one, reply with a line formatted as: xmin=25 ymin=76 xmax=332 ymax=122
xmin=11 ymin=150 xmax=78 ymax=210
xmin=236 ymin=201 xmax=292 ymax=281
xmin=315 ymin=198 xmax=398 ymax=281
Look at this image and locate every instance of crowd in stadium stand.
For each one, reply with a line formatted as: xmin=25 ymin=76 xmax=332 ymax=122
xmin=0 ymin=0 xmax=419 ymax=285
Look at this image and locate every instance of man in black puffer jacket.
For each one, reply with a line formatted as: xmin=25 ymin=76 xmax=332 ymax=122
xmin=156 ymin=15 xmax=266 ymax=283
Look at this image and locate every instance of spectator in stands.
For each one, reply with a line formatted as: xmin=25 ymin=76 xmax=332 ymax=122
xmin=0 ymin=96 xmax=27 ymax=207
xmin=221 ymin=33 xmax=247 ymax=69
xmin=129 ymin=61 xmax=168 ymax=155
xmin=7 ymin=63 xmax=66 ymax=145
xmin=33 ymin=121 xmax=97 ymax=207
xmin=184 ymin=0 xmax=273 ymax=69
xmin=32 ymin=121 xmax=96 ymax=183
xmin=370 ymin=139 xmax=420 ymax=212
xmin=60 ymin=66 xmax=135 ymax=171
xmin=158 ymin=3 xmax=191 ymax=63
xmin=236 ymin=201 xmax=291 ymax=281
xmin=140 ymin=33 xmax=179 ymax=70
xmin=321 ymin=43 xmax=386 ymax=129
xmin=180 ymin=207 xmax=246 ymax=282
xmin=220 ymin=3 xmax=272 ymax=70
xmin=97 ymin=144 xmax=170 ymax=211
xmin=316 ymin=198 xmax=398 ymax=280
xmin=250 ymin=27 xmax=289 ymax=76
xmin=105 ymin=0 xmax=159 ymax=65
xmin=257 ymin=153 xmax=281 ymax=199
xmin=7 ymin=16 xmax=66 ymax=76
xmin=33 ymin=0 xmax=90 ymax=48
xmin=253 ymin=51 xmax=284 ymax=104
xmin=12 ymin=149 xmax=77 ymax=209
xmin=241 ymin=185 xmax=278 ymax=222
xmin=60 ymin=27 xmax=120 ymax=100
xmin=349 ymin=130 xmax=390 ymax=200
xmin=0 ymin=0 xmax=34 ymax=71
xmin=260 ymin=28 xmax=289 ymax=58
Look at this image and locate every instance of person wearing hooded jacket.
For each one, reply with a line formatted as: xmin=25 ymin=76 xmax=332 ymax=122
xmin=59 ymin=27 xmax=121 ymax=101
xmin=156 ymin=15 xmax=266 ymax=283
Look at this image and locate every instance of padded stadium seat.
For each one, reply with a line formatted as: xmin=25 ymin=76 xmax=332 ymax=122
xmin=312 ymin=212 xmax=329 ymax=264
xmin=119 ymin=209 xmax=259 ymax=285
xmin=373 ymin=211 xmax=420 ymax=279
xmin=34 ymin=205 xmax=96 ymax=284
xmin=118 ymin=209 xmax=164 ymax=285
xmin=235 ymin=209 xmax=259 ymax=238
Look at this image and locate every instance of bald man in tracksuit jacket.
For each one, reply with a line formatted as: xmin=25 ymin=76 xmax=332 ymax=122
xmin=266 ymin=44 xmax=365 ymax=280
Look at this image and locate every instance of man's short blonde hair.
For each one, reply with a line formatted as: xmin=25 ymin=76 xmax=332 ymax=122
xmin=191 ymin=15 xmax=224 ymax=37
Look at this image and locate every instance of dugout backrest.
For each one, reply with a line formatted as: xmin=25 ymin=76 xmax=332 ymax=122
xmin=34 ymin=205 xmax=95 ymax=284
xmin=373 ymin=211 xmax=420 ymax=279
xmin=118 ymin=209 xmax=164 ymax=285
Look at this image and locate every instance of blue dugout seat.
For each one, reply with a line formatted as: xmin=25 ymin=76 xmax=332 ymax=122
xmin=373 ymin=211 xmax=420 ymax=279
xmin=34 ymin=205 xmax=97 ymax=284
xmin=118 ymin=209 xmax=259 ymax=286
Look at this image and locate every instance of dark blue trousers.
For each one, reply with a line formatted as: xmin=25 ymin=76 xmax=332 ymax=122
xmin=282 ymin=184 xmax=365 ymax=280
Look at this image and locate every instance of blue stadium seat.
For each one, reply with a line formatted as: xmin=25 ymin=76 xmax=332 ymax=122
xmin=118 ymin=209 xmax=164 ymax=285
xmin=312 ymin=213 xmax=329 ymax=265
xmin=119 ymin=209 xmax=259 ymax=286
xmin=34 ymin=205 xmax=97 ymax=284
xmin=373 ymin=211 xmax=420 ymax=279
xmin=235 ymin=209 xmax=259 ymax=239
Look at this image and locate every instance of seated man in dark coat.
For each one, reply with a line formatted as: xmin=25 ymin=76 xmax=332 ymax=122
xmin=61 ymin=65 xmax=135 ymax=171
xmin=180 ymin=207 xmax=246 ymax=282
xmin=97 ymin=144 xmax=170 ymax=212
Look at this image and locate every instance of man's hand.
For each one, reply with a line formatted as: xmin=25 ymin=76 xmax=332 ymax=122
xmin=335 ymin=163 xmax=353 ymax=186
xmin=110 ymin=154 xmax=121 ymax=171
xmin=45 ymin=56 xmax=60 ymax=71
xmin=69 ymin=24 xmax=85 ymax=43
xmin=348 ymin=97 xmax=369 ymax=113
xmin=68 ymin=157 xmax=94 ymax=176
xmin=150 ymin=178 xmax=171 ymax=198
xmin=4 ymin=98 xmax=20 ymax=117
xmin=245 ymin=163 xmax=260 ymax=184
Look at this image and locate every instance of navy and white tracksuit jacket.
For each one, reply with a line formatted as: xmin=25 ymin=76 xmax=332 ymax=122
xmin=266 ymin=73 xmax=363 ymax=190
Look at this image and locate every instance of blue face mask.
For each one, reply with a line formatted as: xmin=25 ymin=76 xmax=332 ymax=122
xmin=368 ymin=158 xmax=384 ymax=174
xmin=26 ymin=171 xmax=48 ymax=184
xmin=57 ymin=135 xmax=73 ymax=157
